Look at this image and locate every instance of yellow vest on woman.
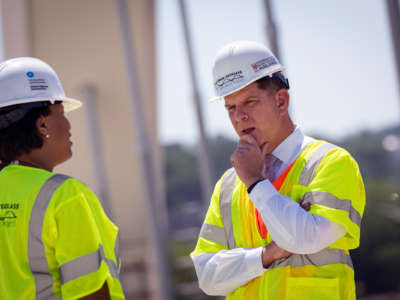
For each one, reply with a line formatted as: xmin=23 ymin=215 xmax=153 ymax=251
xmin=0 ymin=165 xmax=125 ymax=299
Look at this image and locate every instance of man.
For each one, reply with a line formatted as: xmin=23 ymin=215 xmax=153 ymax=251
xmin=191 ymin=40 xmax=365 ymax=299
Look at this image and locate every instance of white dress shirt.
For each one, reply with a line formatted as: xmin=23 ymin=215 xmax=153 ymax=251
xmin=192 ymin=127 xmax=346 ymax=296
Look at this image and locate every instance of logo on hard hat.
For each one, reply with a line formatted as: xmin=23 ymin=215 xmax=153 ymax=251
xmin=215 ymin=70 xmax=244 ymax=90
xmin=26 ymin=71 xmax=34 ymax=78
xmin=251 ymin=57 xmax=277 ymax=73
xmin=28 ymin=78 xmax=48 ymax=91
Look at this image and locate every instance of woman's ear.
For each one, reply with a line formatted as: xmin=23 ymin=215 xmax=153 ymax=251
xmin=36 ymin=115 xmax=48 ymax=138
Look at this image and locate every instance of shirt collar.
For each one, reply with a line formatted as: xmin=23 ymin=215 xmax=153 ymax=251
xmin=271 ymin=126 xmax=305 ymax=165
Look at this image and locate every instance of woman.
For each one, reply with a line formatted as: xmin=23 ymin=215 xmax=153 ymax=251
xmin=0 ymin=57 xmax=125 ymax=299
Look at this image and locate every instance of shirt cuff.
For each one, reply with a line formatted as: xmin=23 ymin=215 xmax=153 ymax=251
xmin=244 ymin=247 xmax=266 ymax=276
xmin=247 ymin=179 xmax=265 ymax=194
xmin=249 ymin=179 xmax=280 ymax=208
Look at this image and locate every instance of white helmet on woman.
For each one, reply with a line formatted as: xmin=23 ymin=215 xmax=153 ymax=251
xmin=0 ymin=57 xmax=82 ymax=128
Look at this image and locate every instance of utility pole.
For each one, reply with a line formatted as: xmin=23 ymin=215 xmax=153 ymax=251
xmin=115 ymin=1 xmax=172 ymax=299
xmin=386 ymin=0 xmax=400 ymax=181
xmin=81 ymin=84 xmax=112 ymax=218
xmin=178 ymin=0 xmax=215 ymax=208
xmin=263 ymin=0 xmax=294 ymax=117
xmin=386 ymin=0 xmax=400 ymax=118
xmin=263 ymin=0 xmax=281 ymax=61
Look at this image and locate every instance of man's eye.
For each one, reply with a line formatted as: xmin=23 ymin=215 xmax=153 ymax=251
xmin=246 ymin=100 xmax=257 ymax=105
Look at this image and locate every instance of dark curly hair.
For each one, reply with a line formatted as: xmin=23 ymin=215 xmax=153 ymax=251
xmin=0 ymin=103 xmax=53 ymax=169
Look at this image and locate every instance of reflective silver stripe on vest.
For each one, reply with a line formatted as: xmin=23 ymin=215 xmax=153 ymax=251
xmin=270 ymin=248 xmax=353 ymax=270
xmin=298 ymin=142 xmax=337 ymax=186
xmin=28 ymin=174 xmax=70 ymax=300
xmin=59 ymin=244 xmax=120 ymax=284
xmin=115 ymin=233 xmax=121 ymax=271
xmin=199 ymin=223 xmax=228 ymax=247
xmin=302 ymin=191 xmax=362 ymax=227
xmin=219 ymin=168 xmax=237 ymax=249
xmin=105 ymin=255 xmax=119 ymax=279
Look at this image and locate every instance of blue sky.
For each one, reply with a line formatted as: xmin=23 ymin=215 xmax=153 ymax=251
xmin=156 ymin=0 xmax=400 ymax=145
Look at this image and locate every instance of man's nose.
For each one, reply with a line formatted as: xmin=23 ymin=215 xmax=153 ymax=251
xmin=234 ymin=108 xmax=249 ymax=122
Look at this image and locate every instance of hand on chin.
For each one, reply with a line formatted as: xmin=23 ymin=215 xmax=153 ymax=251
xmin=230 ymin=134 xmax=266 ymax=187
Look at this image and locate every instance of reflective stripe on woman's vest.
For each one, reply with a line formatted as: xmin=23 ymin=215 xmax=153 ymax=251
xmin=28 ymin=174 xmax=70 ymax=300
xmin=198 ymin=141 xmax=354 ymax=270
xmin=28 ymin=174 xmax=121 ymax=299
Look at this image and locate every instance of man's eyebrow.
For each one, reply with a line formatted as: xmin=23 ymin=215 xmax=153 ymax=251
xmin=245 ymin=95 xmax=259 ymax=100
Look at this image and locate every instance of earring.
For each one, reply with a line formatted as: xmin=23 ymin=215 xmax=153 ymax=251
xmin=45 ymin=134 xmax=50 ymax=139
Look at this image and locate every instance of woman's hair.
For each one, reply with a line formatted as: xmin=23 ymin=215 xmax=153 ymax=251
xmin=0 ymin=103 xmax=52 ymax=169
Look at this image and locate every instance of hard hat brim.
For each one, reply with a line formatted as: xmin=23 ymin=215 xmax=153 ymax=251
xmin=0 ymin=97 xmax=82 ymax=113
xmin=61 ymin=97 xmax=83 ymax=112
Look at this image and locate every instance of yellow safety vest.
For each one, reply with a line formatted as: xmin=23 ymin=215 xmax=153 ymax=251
xmin=191 ymin=140 xmax=365 ymax=300
xmin=0 ymin=165 xmax=125 ymax=300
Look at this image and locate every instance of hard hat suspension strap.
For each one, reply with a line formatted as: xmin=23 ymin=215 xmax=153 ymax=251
xmin=0 ymin=101 xmax=51 ymax=130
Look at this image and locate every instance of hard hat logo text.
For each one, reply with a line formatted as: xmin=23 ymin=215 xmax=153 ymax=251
xmin=215 ymin=70 xmax=244 ymax=90
xmin=251 ymin=57 xmax=278 ymax=73
xmin=28 ymin=78 xmax=48 ymax=91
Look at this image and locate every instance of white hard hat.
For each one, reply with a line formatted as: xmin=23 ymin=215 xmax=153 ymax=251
xmin=0 ymin=57 xmax=82 ymax=112
xmin=211 ymin=40 xmax=287 ymax=101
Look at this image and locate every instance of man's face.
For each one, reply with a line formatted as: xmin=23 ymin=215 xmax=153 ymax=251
xmin=224 ymin=81 xmax=286 ymax=154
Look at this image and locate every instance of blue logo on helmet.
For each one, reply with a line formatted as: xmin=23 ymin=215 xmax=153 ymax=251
xmin=26 ymin=71 xmax=34 ymax=78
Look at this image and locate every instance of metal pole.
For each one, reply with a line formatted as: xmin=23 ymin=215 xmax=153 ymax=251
xmin=263 ymin=0 xmax=295 ymax=118
xmin=263 ymin=0 xmax=281 ymax=61
xmin=0 ymin=0 xmax=4 ymax=61
xmin=115 ymin=1 xmax=172 ymax=300
xmin=81 ymin=84 xmax=112 ymax=218
xmin=386 ymin=0 xmax=400 ymax=118
xmin=177 ymin=0 xmax=215 ymax=208
xmin=386 ymin=0 xmax=400 ymax=182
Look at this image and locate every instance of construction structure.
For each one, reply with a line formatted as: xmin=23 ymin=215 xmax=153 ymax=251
xmin=1 ymin=0 xmax=166 ymax=298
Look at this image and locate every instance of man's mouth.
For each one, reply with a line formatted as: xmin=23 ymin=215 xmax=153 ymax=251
xmin=242 ymin=127 xmax=255 ymax=135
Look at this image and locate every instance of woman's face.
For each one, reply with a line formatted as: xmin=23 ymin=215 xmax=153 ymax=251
xmin=42 ymin=103 xmax=73 ymax=166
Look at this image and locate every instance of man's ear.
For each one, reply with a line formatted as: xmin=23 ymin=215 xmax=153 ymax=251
xmin=36 ymin=115 xmax=48 ymax=138
xmin=275 ymin=89 xmax=290 ymax=115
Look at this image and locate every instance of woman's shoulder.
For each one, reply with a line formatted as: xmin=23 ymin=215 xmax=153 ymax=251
xmin=56 ymin=175 xmax=94 ymax=195
xmin=50 ymin=174 xmax=100 ymax=207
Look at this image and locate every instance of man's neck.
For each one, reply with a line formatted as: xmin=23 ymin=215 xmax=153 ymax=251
xmin=268 ymin=120 xmax=296 ymax=155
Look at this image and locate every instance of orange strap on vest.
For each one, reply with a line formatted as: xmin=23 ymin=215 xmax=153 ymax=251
xmin=255 ymin=161 xmax=295 ymax=239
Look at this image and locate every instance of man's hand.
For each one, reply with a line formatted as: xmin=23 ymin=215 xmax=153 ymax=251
xmin=261 ymin=201 xmax=311 ymax=268
xmin=262 ymin=241 xmax=292 ymax=268
xmin=230 ymin=134 xmax=268 ymax=187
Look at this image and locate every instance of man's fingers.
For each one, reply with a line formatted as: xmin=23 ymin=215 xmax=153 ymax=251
xmin=239 ymin=133 xmax=258 ymax=146
xmin=236 ymin=143 xmax=251 ymax=151
xmin=261 ymin=142 xmax=269 ymax=157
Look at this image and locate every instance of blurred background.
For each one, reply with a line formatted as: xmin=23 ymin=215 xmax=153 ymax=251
xmin=1 ymin=0 xmax=400 ymax=299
